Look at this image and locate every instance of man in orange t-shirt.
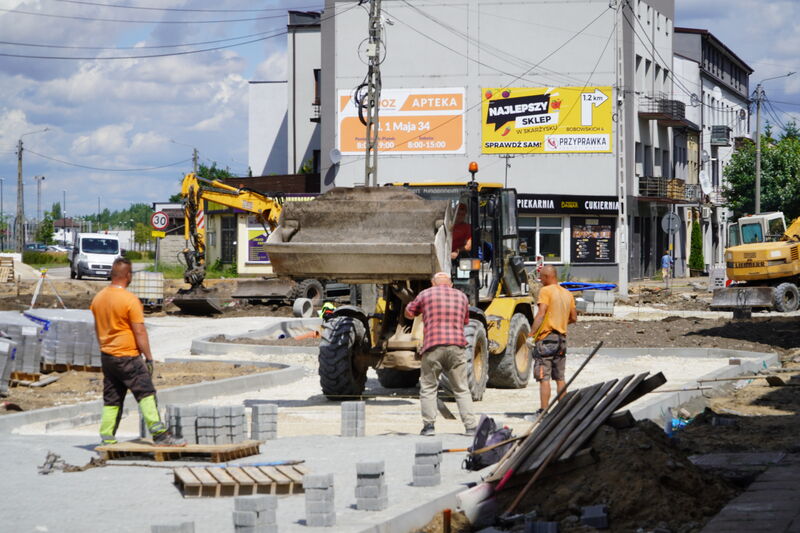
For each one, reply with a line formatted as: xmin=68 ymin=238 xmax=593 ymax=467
xmin=91 ymin=257 xmax=183 ymax=446
xmin=528 ymin=265 xmax=577 ymax=414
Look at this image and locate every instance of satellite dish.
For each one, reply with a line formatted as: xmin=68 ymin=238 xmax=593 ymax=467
xmin=329 ymin=148 xmax=341 ymax=165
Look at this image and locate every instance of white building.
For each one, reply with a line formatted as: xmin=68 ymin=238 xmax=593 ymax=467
xmin=673 ymin=27 xmax=752 ymax=268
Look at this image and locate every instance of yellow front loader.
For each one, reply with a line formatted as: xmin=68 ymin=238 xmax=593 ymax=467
xmin=265 ymin=176 xmax=535 ymax=401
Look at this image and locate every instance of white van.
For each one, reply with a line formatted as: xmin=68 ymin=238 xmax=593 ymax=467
xmin=70 ymin=233 xmax=122 ymax=280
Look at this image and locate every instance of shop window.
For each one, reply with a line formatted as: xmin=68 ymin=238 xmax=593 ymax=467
xmin=519 ymin=216 xmax=563 ymax=263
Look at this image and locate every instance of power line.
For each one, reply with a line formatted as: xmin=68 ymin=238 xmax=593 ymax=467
xmin=0 ymin=28 xmax=284 ymax=51
xmin=25 ymin=149 xmax=192 ymax=171
xmin=47 ymin=0 xmax=319 ymax=14
xmin=0 ymin=6 xmax=287 ymax=24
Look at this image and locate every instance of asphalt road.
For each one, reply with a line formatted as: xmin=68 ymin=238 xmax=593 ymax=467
xmin=45 ymin=261 xmax=150 ymax=279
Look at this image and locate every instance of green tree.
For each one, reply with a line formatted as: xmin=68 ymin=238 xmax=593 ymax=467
xmin=36 ymin=214 xmax=55 ymax=245
xmin=689 ymin=219 xmax=704 ymax=271
xmin=50 ymin=202 xmax=62 ymax=220
xmin=134 ymin=222 xmax=153 ymax=250
xmin=723 ymin=135 xmax=800 ymax=219
xmin=781 ymin=119 xmax=800 ymax=141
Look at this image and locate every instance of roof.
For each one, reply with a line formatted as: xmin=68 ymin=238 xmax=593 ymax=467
xmin=674 ymin=27 xmax=754 ymax=74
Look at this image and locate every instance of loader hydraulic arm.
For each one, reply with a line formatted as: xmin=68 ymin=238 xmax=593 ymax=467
xmin=180 ymin=172 xmax=283 ymax=289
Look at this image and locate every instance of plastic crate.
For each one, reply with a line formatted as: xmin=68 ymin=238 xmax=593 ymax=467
xmin=129 ymin=271 xmax=165 ymax=308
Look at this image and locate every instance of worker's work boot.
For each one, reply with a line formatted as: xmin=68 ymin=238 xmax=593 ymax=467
xmin=420 ymin=423 xmax=435 ymax=436
xmin=152 ymin=430 xmax=187 ymax=447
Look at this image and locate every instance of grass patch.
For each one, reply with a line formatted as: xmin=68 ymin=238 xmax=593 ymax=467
xmin=145 ymin=262 xmax=238 ymax=279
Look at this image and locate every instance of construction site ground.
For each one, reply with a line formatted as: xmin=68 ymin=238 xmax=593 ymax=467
xmin=0 ymin=276 xmax=798 ymax=532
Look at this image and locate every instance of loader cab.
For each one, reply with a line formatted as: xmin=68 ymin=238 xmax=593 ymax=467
xmin=401 ymin=182 xmax=526 ymax=306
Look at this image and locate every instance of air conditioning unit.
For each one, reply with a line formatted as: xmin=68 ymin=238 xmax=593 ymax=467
xmin=702 ymin=206 xmax=712 ymax=219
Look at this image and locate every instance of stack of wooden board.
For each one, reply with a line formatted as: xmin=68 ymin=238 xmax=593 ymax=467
xmin=95 ymin=440 xmax=261 ymax=463
xmin=489 ymin=372 xmax=666 ymax=485
xmin=0 ymin=256 xmax=14 ymax=283
xmin=173 ymin=463 xmax=308 ymax=498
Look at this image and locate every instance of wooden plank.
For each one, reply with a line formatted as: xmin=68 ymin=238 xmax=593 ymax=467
xmin=207 ymin=468 xmax=238 ymax=497
xmin=557 ymin=373 xmax=650 ymax=461
xmin=293 ymin=464 xmax=309 ymax=477
xmin=173 ymin=468 xmax=202 ymax=498
xmin=487 ymin=389 xmax=581 ymax=482
xmin=189 ymin=467 xmax=220 ymax=498
xmin=241 ymin=466 xmax=275 ymax=495
xmin=519 ymin=381 xmax=616 ymax=473
xmin=605 ymin=410 xmax=636 ymax=429
xmin=275 ymin=465 xmax=303 ymax=483
xmin=225 ymin=467 xmax=255 ymax=496
xmin=617 ymin=372 xmax=666 ymax=408
xmin=259 ymin=466 xmax=292 ymax=495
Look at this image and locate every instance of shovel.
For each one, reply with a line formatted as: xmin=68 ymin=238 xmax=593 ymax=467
xmin=437 ymin=398 xmax=457 ymax=420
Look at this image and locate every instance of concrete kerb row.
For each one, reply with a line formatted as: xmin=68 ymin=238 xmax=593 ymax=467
xmin=191 ymin=317 xmax=323 ymax=356
xmin=0 ymin=362 xmax=304 ymax=434
xmin=568 ymin=347 xmax=780 ymax=424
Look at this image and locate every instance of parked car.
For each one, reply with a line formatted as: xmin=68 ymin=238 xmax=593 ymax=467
xmin=24 ymin=243 xmax=47 ymax=251
xmin=47 ymin=245 xmax=69 ymax=252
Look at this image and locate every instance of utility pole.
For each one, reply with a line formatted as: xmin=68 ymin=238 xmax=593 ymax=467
xmin=500 ymin=154 xmax=515 ymax=187
xmin=613 ymin=0 xmax=629 ymax=296
xmin=363 ymin=0 xmax=382 ymax=187
xmin=34 ymin=175 xmax=45 ymax=231
xmin=754 ymin=72 xmax=795 ymax=214
xmin=16 ymin=139 xmax=24 ymax=252
xmin=193 ymin=148 xmax=199 ymax=174
xmin=0 ymin=178 xmax=4 ymax=251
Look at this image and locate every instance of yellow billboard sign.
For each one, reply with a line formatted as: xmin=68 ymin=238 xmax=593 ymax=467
xmin=481 ymin=87 xmax=613 ymax=154
xmin=151 ymin=230 xmax=166 ymax=238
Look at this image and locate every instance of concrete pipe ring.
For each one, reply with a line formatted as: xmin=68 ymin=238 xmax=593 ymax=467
xmin=293 ymin=298 xmax=314 ymax=318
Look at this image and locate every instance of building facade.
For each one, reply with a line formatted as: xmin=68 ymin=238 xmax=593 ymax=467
xmin=673 ymin=27 xmax=752 ymax=269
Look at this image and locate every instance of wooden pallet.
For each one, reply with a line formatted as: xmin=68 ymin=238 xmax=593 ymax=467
xmin=96 ymin=439 xmax=262 ymax=463
xmin=0 ymin=257 xmax=14 ymax=283
xmin=173 ymin=464 xmax=309 ymax=498
xmin=10 ymin=371 xmax=40 ymax=382
xmin=41 ymin=363 xmax=101 ymax=373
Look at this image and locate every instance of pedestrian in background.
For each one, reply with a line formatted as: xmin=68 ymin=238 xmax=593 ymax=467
xmin=91 ymin=257 xmax=184 ymax=446
xmin=528 ymin=265 xmax=577 ymax=419
xmin=405 ymin=271 xmax=477 ymax=436
xmin=661 ymin=250 xmax=674 ymax=286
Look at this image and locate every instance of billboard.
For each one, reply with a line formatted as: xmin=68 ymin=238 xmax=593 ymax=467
xmin=481 ymin=86 xmax=613 ymax=154
xmin=338 ymin=87 xmax=465 ymax=155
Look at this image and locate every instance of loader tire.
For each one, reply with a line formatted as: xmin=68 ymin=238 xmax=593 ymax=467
xmin=774 ymin=283 xmax=799 ymax=312
xmin=291 ymin=279 xmax=324 ymax=306
xmin=376 ymin=368 xmax=420 ymax=389
xmin=488 ymin=313 xmax=531 ymax=389
xmin=318 ymin=316 xmax=367 ymax=400
xmin=440 ymin=319 xmax=489 ymax=402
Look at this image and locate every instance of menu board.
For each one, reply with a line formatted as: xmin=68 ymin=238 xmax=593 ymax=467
xmin=571 ymin=217 xmax=615 ymax=263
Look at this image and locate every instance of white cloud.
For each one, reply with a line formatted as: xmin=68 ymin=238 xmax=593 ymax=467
xmin=255 ymin=51 xmax=288 ymax=81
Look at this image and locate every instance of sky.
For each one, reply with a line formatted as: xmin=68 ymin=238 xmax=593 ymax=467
xmin=0 ymin=0 xmax=798 ymax=219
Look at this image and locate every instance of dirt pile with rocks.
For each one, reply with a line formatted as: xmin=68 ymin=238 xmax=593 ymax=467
xmin=496 ymin=420 xmax=738 ymax=533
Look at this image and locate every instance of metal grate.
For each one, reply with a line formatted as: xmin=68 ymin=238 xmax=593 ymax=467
xmin=791 ymin=246 xmax=799 ymax=262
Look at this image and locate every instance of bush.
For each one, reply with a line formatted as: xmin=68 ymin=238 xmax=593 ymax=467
xmin=22 ymin=251 xmax=70 ymax=265
xmin=123 ymin=250 xmax=154 ymax=260
xmin=689 ymin=220 xmax=704 ymax=271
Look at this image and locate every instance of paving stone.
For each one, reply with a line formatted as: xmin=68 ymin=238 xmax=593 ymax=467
xmin=234 ymin=526 xmax=277 ymax=533
xmin=235 ymin=495 xmax=277 ymax=512
xmin=306 ymin=500 xmax=335 ymax=514
xmin=413 ymin=464 xmax=440 ymax=476
xmin=151 ymin=522 xmax=195 ymax=533
xmin=232 ymin=511 xmax=262 ymax=527
xmin=414 ymin=454 xmax=442 ymax=465
xmin=415 ymin=441 xmax=442 ymax=455
xmin=197 ymin=406 xmax=215 ymax=417
xmin=305 ymin=488 xmax=335 ymax=502
xmin=524 ymin=521 xmax=558 ymax=533
xmin=355 ymin=484 xmax=387 ymax=499
xmin=306 ymin=512 xmax=336 ymax=527
xmin=356 ymin=496 xmax=388 ymax=511
xmin=304 ymin=474 xmax=334 ymax=489
xmin=413 ymin=474 xmax=441 ymax=487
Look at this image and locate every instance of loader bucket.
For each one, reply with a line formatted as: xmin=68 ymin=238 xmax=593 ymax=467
xmin=172 ymin=288 xmax=224 ymax=315
xmin=711 ymin=287 xmax=774 ymax=310
xmin=265 ymin=187 xmax=451 ymax=284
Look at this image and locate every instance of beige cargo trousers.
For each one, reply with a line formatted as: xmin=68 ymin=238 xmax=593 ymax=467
xmin=419 ymin=345 xmax=477 ymax=429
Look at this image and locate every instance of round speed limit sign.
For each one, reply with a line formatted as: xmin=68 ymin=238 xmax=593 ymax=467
xmin=151 ymin=211 xmax=169 ymax=230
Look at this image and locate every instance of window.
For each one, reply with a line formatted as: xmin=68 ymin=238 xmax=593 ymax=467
xmin=519 ymin=216 xmax=564 ymax=263
xmin=221 ymin=215 xmax=237 ymax=264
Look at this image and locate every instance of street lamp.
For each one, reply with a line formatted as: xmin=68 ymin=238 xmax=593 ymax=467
xmin=754 ymin=72 xmax=795 ymax=214
xmin=16 ymin=127 xmax=49 ymax=251
xmin=0 ymin=178 xmax=4 ymax=251
xmin=33 ymin=175 xmax=45 ymax=232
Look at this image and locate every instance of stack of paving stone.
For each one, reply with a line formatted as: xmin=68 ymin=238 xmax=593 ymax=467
xmin=413 ymin=441 xmax=442 ymax=486
xmin=304 ymin=474 xmax=335 ymax=527
xmin=165 ymin=405 xmax=198 ymax=443
xmin=576 ymin=290 xmax=615 ymax=315
xmin=250 ymin=404 xmax=278 ymax=441
xmin=24 ymin=309 xmax=101 ymax=367
xmin=355 ymin=461 xmax=388 ymax=511
xmin=151 ymin=522 xmax=195 ymax=533
xmin=0 ymin=311 xmax=42 ymax=375
xmin=233 ymin=495 xmax=277 ymax=533
xmin=340 ymin=401 xmax=365 ymax=437
xmin=0 ymin=338 xmax=17 ymax=395
xmin=196 ymin=405 xmax=247 ymax=445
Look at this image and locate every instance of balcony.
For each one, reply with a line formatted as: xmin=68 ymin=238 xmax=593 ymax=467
xmin=684 ymin=183 xmax=702 ymax=202
xmin=638 ymin=95 xmax=688 ymax=127
xmin=710 ymin=125 xmax=731 ymax=146
xmin=638 ymin=176 xmax=688 ymax=201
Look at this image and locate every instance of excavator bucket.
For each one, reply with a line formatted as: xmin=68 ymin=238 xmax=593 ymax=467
xmin=711 ymin=286 xmax=774 ymax=310
xmin=265 ymin=187 xmax=452 ymax=284
xmin=172 ymin=288 xmax=224 ymax=315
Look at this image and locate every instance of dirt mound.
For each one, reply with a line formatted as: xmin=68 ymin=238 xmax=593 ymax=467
xmin=207 ymin=334 xmax=320 ymax=347
xmin=617 ymin=286 xmax=712 ymax=311
xmin=498 ymin=420 xmax=737 ymax=532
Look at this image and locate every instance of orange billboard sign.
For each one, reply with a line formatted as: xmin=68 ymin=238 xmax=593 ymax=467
xmin=338 ymin=87 xmax=465 ymax=155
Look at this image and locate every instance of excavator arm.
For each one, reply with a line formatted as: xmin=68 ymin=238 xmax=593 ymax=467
xmin=180 ymin=172 xmax=283 ymax=290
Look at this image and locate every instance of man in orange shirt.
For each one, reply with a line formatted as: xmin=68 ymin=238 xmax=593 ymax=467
xmin=91 ymin=257 xmax=184 ymax=446
xmin=528 ymin=265 xmax=577 ymax=416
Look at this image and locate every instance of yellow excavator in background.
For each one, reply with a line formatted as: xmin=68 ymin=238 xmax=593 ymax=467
xmin=712 ymin=214 xmax=800 ymax=314
xmin=173 ymin=172 xmax=284 ymax=314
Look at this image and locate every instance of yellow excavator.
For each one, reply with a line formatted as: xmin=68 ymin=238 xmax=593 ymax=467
xmin=264 ymin=166 xmax=535 ymax=401
xmin=712 ymin=214 xmax=800 ymax=314
xmin=173 ymin=172 xmax=284 ymax=314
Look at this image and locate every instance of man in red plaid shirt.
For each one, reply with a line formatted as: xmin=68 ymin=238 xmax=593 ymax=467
xmin=405 ymin=271 xmax=477 ymax=436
